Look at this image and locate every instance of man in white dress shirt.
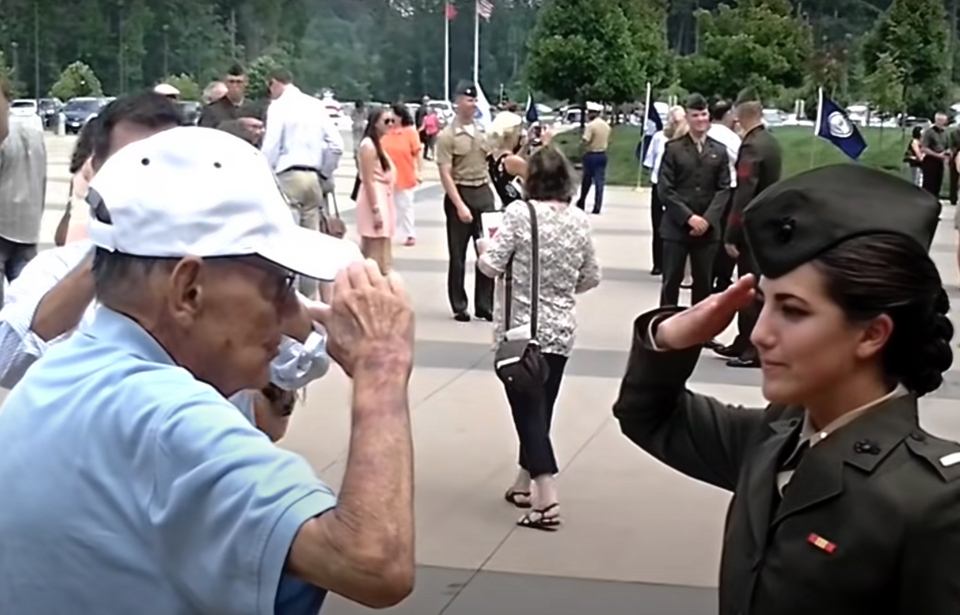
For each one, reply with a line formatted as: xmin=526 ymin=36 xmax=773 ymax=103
xmin=706 ymin=99 xmax=741 ymax=294
xmin=261 ymin=67 xmax=344 ymax=298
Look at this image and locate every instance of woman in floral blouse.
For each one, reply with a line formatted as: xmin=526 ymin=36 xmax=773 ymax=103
xmin=477 ymin=146 xmax=601 ymax=530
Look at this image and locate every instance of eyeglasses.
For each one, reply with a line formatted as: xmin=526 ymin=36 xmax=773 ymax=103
xmin=208 ymin=256 xmax=295 ymax=304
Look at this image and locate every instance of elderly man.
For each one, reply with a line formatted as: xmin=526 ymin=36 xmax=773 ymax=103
xmin=0 ymin=111 xmax=46 ymax=302
xmin=0 ymin=128 xmax=415 ymax=613
xmin=0 ymin=93 xmax=357 ymax=427
xmin=262 ymin=67 xmax=344 ymax=298
xmin=203 ymin=80 xmax=228 ymax=105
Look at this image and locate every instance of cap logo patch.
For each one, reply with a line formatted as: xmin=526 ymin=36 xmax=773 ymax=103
xmin=775 ymin=217 xmax=795 ymax=244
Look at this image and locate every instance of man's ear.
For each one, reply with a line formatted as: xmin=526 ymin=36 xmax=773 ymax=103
xmin=166 ymin=257 xmax=205 ymax=326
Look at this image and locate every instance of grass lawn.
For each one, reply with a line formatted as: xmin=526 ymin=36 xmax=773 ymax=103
xmin=553 ymin=124 xmax=914 ymax=188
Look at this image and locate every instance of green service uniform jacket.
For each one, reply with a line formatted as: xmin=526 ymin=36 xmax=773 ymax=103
xmin=613 ymin=308 xmax=960 ymax=615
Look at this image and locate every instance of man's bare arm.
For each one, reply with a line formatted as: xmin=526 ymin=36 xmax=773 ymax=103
xmin=288 ymin=351 xmax=414 ymax=608
xmin=31 ymin=254 xmax=95 ymax=342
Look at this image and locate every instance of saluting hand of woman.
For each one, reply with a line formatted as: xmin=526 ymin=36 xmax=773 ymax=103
xmin=655 ymin=275 xmax=756 ymax=350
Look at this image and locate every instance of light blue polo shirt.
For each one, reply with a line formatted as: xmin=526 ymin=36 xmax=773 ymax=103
xmin=0 ymin=307 xmax=337 ymax=615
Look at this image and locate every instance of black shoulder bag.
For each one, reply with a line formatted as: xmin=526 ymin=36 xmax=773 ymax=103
xmin=494 ymin=201 xmax=548 ymax=394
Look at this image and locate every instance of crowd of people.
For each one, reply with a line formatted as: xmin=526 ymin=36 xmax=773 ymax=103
xmin=2 ymin=64 xmax=960 ymax=614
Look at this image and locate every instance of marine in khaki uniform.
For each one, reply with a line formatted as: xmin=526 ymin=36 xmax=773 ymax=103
xmin=575 ymin=109 xmax=611 ymax=213
xmin=435 ymin=81 xmax=495 ymax=322
xmin=614 ymin=164 xmax=960 ymax=615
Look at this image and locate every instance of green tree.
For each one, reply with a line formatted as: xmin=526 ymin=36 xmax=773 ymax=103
xmin=677 ymin=0 xmax=813 ymax=101
xmin=862 ymin=52 xmax=904 ymax=119
xmin=245 ymin=45 xmax=294 ymax=102
xmin=161 ymin=73 xmax=201 ymax=100
xmin=615 ymin=0 xmax=672 ymax=89
xmin=525 ymin=0 xmax=643 ymax=110
xmin=861 ymin=0 xmax=949 ymax=117
xmin=0 ymin=48 xmax=14 ymax=97
xmin=862 ymin=52 xmax=904 ymax=147
xmin=50 ymin=61 xmax=103 ymax=99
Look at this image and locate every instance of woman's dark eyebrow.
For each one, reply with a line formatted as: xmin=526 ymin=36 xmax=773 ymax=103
xmin=773 ymin=292 xmax=809 ymax=306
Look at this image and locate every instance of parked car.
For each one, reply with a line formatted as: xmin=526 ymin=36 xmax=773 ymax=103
xmin=177 ymin=101 xmax=202 ymax=125
xmin=37 ymin=98 xmax=63 ymax=128
xmin=62 ymin=97 xmax=107 ymax=134
xmin=9 ymin=99 xmax=38 ymax=117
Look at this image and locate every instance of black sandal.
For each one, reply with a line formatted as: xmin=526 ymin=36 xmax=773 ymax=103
xmin=517 ymin=503 xmax=561 ymax=531
xmin=504 ymin=490 xmax=532 ymax=509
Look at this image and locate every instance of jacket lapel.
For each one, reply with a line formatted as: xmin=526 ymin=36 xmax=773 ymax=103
xmin=744 ymin=414 xmax=802 ymax=551
xmin=772 ymin=395 xmax=918 ymax=527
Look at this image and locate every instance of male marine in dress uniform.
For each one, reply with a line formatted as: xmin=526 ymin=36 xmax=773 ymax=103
xmin=435 ymin=81 xmax=495 ymax=322
xmin=614 ymin=164 xmax=960 ymax=615
xmin=198 ymin=63 xmax=260 ymax=129
xmin=657 ymin=93 xmax=731 ymax=307
xmin=714 ymin=87 xmax=782 ymax=368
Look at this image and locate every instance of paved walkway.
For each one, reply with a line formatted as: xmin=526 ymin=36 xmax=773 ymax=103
xmin=29 ymin=134 xmax=960 ymax=614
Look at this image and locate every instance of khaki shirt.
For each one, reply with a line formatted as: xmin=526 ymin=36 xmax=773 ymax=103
xmin=436 ymin=119 xmax=492 ymax=186
xmin=583 ymin=117 xmax=611 ymax=152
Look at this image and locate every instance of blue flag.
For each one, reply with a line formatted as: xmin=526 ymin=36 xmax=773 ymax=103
xmin=525 ymin=94 xmax=539 ymax=124
xmin=636 ymin=102 xmax=664 ymax=159
xmin=815 ymin=95 xmax=867 ymax=160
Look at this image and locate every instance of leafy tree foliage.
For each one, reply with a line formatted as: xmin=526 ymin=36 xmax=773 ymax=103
xmin=162 ymin=74 xmax=202 ymax=101
xmin=862 ymin=52 xmax=904 ymax=118
xmin=50 ymin=62 xmax=103 ymax=100
xmin=861 ymin=0 xmax=949 ymax=116
xmin=677 ymin=0 xmax=812 ymax=101
xmin=525 ymin=0 xmax=645 ymax=106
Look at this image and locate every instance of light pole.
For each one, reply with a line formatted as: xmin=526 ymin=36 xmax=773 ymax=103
xmin=34 ymin=1 xmax=40 ymax=100
xmin=117 ymin=0 xmax=125 ymax=95
xmin=162 ymin=24 xmax=169 ymax=77
xmin=10 ymin=41 xmax=18 ymax=82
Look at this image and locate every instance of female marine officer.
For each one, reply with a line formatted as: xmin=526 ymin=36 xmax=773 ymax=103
xmin=613 ymin=163 xmax=960 ymax=615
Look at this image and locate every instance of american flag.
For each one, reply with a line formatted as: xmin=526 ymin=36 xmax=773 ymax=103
xmin=477 ymin=0 xmax=494 ymax=21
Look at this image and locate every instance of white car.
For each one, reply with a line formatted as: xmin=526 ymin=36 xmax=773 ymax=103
xmin=9 ymin=99 xmax=38 ymax=117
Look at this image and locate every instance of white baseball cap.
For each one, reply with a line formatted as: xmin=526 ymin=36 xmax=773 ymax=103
xmin=87 ymin=126 xmax=361 ymax=281
xmin=153 ymin=83 xmax=180 ymax=97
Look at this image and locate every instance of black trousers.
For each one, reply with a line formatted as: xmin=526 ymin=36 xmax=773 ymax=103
xmin=504 ymin=353 xmax=567 ymax=478
xmin=730 ymin=243 xmax=760 ymax=359
xmin=650 ymin=183 xmax=664 ymax=271
xmin=950 ymin=150 xmax=959 ymax=205
xmin=444 ymin=184 xmax=495 ymax=315
xmin=0 ymin=238 xmax=37 ymax=305
xmin=660 ymin=240 xmax=718 ymax=307
xmin=711 ymin=193 xmax=736 ymax=292
xmin=921 ymin=157 xmax=945 ymax=199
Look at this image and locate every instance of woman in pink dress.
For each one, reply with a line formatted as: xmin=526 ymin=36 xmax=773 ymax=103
xmin=355 ymin=107 xmax=397 ymax=273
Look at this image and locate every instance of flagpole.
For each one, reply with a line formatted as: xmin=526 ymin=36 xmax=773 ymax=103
xmin=809 ymin=87 xmax=823 ymax=170
xmin=444 ymin=4 xmax=451 ymax=102
xmin=636 ymin=82 xmax=652 ymax=192
xmin=473 ymin=0 xmax=480 ymax=85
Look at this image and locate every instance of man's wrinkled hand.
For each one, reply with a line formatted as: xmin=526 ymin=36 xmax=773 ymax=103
xmin=311 ymin=260 xmax=414 ymax=378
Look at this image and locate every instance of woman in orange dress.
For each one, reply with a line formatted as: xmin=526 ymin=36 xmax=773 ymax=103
xmin=355 ymin=107 xmax=398 ymax=273
xmin=382 ymin=103 xmax=422 ymax=246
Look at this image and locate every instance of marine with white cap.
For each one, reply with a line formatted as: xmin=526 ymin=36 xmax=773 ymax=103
xmin=0 ymin=127 xmax=416 ymax=614
xmin=152 ymin=82 xmax=180 ymax=99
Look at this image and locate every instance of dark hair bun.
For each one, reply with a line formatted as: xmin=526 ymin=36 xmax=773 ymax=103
xmin=887 ymin=287 xmax=953 ymax=396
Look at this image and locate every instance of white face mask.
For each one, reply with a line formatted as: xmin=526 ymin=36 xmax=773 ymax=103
xmin=267 ymin=320 xmax=331 ymax=390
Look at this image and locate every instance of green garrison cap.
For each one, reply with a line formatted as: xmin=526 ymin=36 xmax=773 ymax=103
xmin=455 ymin=81 xmax=477 ymax=98
xmin=743 ymin=164 xmax=942 ymax=279
xmin=734 ymin=87 xmax=759 ymax=106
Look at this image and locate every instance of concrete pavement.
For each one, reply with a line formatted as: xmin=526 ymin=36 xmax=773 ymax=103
xmin=27 ymin=133 xmax=960 ymax=614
